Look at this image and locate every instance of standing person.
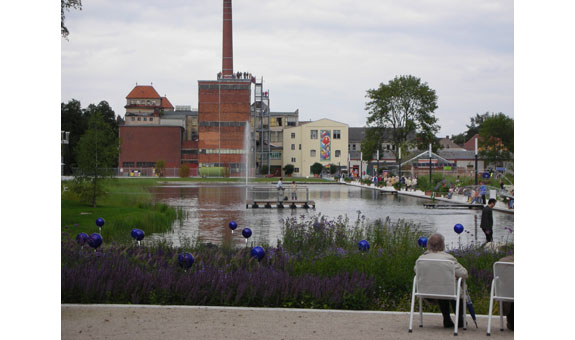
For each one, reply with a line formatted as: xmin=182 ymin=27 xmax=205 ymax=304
xmin=415 ymin=233 xmax=467 ymax=328
xmin=499 ymin=179 xmax=505 ymax=190
xmin=480 ymin=182 xmax=487 ymax=204
xmin=480 ymin=198 xmax=496 ymax=243
xmin=290 ymin=181 xmax=297 ymax=201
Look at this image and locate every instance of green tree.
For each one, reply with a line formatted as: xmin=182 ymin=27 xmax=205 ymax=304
xmin=364 ymin=75 xmax=440 ymax=161
xmin=61 ymin=0 xmax=82 ymax=39
xmin=73 ymin=112 xmax=119 ymax=207
xmin=310 ymin=162 xmax=323 ymax=176
xmin=283 ymin=164 xmax=295 ymax=176
xmin=479 ymin=113 xmax=514 ymax=165
xmin=155 ymin=160 xmax=166 ymax=177
xmin=85 ymin=101 xmax=119 ymax=136
xmin=61 ymin=99 xmax=88 ymax=170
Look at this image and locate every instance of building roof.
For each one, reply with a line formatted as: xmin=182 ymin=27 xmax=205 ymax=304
xmin=463 ymin=134 xmax=479 ymax=151
xmin=439 ymin=137 xmax=466 ymax=150
xmin=437 ymin=149 xmax=477 ymax=160
xmin=161 ymin=97 xmax=174 ymax=110
xmin=126 ymin=85 xmax=162 ymax=99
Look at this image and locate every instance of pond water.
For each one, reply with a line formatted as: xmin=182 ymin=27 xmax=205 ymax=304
xmin=148 ymin=183 xmax=514 ymax=249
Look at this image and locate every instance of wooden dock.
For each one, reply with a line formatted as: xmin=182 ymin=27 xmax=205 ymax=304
xmin=246 ymin=200 xmax=315 ymax=209
xmin=424 ymin=203 xmax=484 ymax=209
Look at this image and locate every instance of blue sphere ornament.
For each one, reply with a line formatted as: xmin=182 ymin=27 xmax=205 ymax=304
xmin=87 ymin=233 xmax=103 ymax=249
xmin=229 ymin=221 xmax=238 ymax=231
xmin=242 ymin=228 xmax=252 ymax=239
xmin=417 ymin=236 xmax=428 ymax=247
xmin=358 ymin=240 xmax=370 ymax=252
xmin=178 ymin=252 xmax=194 ymax=269
xmin=250 ymin=246 xmax=265 ymax=261
xmin=96 ymin=217 xmax=105 ymax=227
xmin=76 ymin=232 xmax=89 ymax=245
xmin=454 ymin=223 xmax=464 ymax=234
xmin=131 ymin=229 xmax=145 ymax=241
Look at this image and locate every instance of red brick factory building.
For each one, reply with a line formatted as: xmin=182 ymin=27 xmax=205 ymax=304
xmin=118 ymin=0 xmax=272 ymax=177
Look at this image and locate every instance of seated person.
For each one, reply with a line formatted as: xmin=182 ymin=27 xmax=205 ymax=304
xmin=415 ymin=233 xmax=468 ymax=328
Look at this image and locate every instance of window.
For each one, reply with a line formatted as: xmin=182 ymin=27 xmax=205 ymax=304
xmin=333 ymin=130 xmax=341 ymax=139
xmin=137 ymin=117 xmax=141 ymax=121
xmin=291 ymin=157 xmax=296 ymax=162
xmin=131 ymin=117 xmax=135 ymax=121
xmin=276 ymin=118 xmax=283 ymax=126
xmin=291 ymin=132 xmax=296 ymax=139
xmin=310 ymin=130 xmax=318 ymax=139
xmin=352 ymin=144 xmax=356 ymax=151
xmin=143 ymin=117 xmax=147 ymax=121
xmin=310 ymin=150 xmax=316 ymax=157
xmin=335 ymin=150 xmax=341 ymax=157
xmin=299 ymin=144 xmax=301 ymax=150
xmin=294 ymin=168 xmax=299 ymax=173
xmin=150 ymin=117 xmax=153 ymax=122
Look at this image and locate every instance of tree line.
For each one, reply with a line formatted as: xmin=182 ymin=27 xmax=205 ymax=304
xmin=361 ymin=75 xmax=513 ymax=167
xmin=62 ymin=99 xmax=120 ymax=207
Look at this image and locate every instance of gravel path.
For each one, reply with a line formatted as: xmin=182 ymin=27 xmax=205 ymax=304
xmin=62 ymin=304 xmax=514 ymax=340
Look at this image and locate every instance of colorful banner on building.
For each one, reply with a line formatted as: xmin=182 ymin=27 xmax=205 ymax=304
xmin=320 ymin=130 xmax=331 ymax=161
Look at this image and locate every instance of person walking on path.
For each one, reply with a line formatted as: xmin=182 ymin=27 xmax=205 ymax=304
xmin=480 ymin=198 xmax=496 ymax=244
xmin=480 ymin=182 xmax=487 ymax=204
xmin=277 ymin=177 xmax=285 ymax=201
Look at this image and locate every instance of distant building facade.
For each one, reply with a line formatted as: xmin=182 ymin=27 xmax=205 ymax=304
xmin=282 ymin=119 xmax=349 ymax=177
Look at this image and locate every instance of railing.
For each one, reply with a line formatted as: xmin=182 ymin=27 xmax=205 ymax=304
xmin=249 ymin=186 xmax=309 ymax=203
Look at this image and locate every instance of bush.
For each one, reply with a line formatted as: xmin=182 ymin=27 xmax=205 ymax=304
xmin=283 ymin=164 xmax=295 ymax=176
xmin=310 ymin=162 xmax=323 ymax=175
xmin=179 ymin=164 xmax=190 ymax=178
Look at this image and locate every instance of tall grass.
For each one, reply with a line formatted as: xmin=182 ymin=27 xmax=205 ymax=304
xmin=61 ymin=214 xmax=512 ymax=313
xmin=61 ymin=178 xmax=183 ymax=241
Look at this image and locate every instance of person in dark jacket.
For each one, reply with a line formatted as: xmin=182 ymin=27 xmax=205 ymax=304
xmin=480 ymin=198 xmax=496 ymax=243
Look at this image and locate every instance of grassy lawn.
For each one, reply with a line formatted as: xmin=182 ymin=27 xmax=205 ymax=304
xmin=61 ymin=178 xmax=180 ymax=242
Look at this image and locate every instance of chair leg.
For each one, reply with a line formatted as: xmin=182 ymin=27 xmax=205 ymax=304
xmin=454 ymin=285 xmax=461 ymax=336
xmin=419 ymin=297 xmax=423 ymax=327
xmin=409 ymin=278 xmax=416 ymax=332
xmin=487 ymin=279 xmax=495 ymax=336
xmin=499 ymin=300 xmax=504 ymax=331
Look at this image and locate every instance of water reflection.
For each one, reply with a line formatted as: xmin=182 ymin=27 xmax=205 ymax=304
xmin=148 ymin=184 xmax=514 ymax=248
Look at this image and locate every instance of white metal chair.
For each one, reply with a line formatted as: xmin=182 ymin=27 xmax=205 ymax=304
xmin=487 ymin=261 xmax=514 ymax=336
xmin=409 ymin=258 xmax=466 ymax=336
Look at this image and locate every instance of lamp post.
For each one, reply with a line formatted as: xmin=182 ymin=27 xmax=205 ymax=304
xmin=398 ymin=147 xmax=401 ymax=191
xmin=474 ymin=138 xmax=478 ymax=185
xmin=428 ymin=143 xmax=432 ymax=186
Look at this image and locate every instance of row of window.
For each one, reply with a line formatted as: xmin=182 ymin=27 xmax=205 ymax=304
xmin=349 ymin=143 xmax=396 ymax=151
xmin=130 ymin=117 xmax=154 ymax=122
xmin=305 ymin=130 xmax=341 ymax=140
xmin=199 ymin=149 xmax=246 ymax=154
xmin=289 ymin=145 xmax=342 ymax=158
xmin=122 ymin=162 xmax=156 ymax=168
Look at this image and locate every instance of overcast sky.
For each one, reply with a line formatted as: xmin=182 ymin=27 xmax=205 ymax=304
xmin=61 ymin=0 xmax=513 ymax=137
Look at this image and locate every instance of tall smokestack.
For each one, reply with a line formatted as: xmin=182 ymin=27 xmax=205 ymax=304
xmin=222 ymin=0 xmax=233 ymax=79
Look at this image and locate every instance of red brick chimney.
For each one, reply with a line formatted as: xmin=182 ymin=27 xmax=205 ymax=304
xmin=222 ymin=0 xmax=233 ymax=79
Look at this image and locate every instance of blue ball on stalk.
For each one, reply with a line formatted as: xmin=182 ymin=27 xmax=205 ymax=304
xmin=418 ymin=236 xmax=428 ymax=248
xmin=250 ymin=246 xmax=265 ymax=261
xmin=87 ymin=233 xmax=103 ymax=250
xmin=131 ymin=228 xmax=145 ymax=241
xmin=454 ymin=223 xmax=464 ymax=234
xmin=178 ymin=252 xmax=194 ymax=270
xmin=358 ymin=240 xmax=370 ymax=252
xmin=76 ymin=233 xmax=89 ymax=246
xmin=242 ymin=228 xmax=252 ymax=239
xmin=229 ymin=221 xmax=238 ymax=234
xmin=96 ymin=217 xmax=105 ymax=227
